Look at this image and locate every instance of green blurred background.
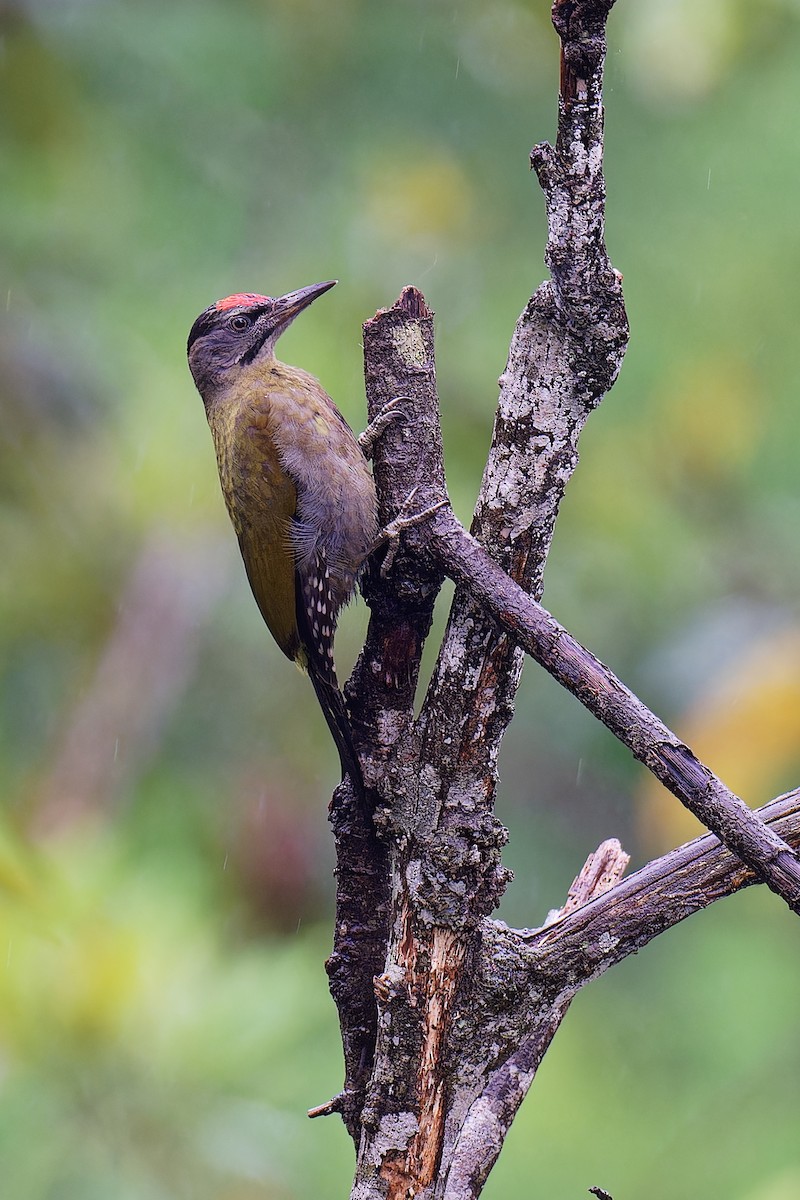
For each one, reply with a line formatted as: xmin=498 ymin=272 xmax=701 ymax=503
xmin=2 ymin=0 xmax=800 ymax=1196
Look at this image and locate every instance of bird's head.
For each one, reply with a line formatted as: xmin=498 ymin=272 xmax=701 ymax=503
xmin=187 ymin=279 xmax=336 ymax=395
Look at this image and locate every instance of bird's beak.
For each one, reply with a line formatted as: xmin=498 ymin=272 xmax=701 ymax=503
xmin=270 ymin=280 xmax=337 ymax=333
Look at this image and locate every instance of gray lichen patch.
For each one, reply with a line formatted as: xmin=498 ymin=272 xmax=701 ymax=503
xmin=391 ymin=323 xmax=428 ymax=369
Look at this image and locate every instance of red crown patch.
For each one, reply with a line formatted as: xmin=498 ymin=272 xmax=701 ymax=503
xmin=215 ymin=293 xmax=270 ymax=311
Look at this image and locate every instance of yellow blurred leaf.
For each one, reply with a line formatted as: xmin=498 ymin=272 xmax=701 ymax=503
xmin=639 ymin=625 xmax=800 ymax=849
xmin=656 ymin=354 xmax=760 ymax=485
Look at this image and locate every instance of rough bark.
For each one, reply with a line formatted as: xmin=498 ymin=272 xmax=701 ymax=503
xmin=429 ymin=509 xmax=800 ymax=912
xmin=443 ymin=787 xmax=800 ymax=1194
xmin=316 ymin=1 xmax=800 ymax=1196
xmin=326 ymin=287 xmax=447 ymax=1141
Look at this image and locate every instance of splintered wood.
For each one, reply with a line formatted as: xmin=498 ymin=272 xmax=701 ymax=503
xmin=381 ymin=923 xmax=466 ymax=1198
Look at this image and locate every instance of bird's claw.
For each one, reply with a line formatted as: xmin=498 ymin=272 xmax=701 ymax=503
xmin=358 ymin=396 xmax=411 ymax=460
xmin=379 ymin=491 xmax=448 ymax=576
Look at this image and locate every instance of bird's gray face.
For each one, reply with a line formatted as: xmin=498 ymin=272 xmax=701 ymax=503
xmin=187 ymin=280 xmax=336 ymax=396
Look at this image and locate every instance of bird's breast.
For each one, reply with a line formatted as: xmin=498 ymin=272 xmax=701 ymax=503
xmin=206 ymin=361 xmax=376 ymax=602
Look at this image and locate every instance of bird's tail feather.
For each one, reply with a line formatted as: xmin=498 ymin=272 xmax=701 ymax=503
xmin=295 ymin=564 xmax=365 ymax=799
xmin=306 ymin=662 xmax=365 ymax=798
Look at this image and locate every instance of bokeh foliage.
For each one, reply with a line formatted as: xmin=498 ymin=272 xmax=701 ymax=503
xmin=1 ymin=1 xmax=800 ymax=1196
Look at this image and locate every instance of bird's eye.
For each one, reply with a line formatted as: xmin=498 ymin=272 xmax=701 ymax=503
xmin=229 ymin=314 xmax=251 ymax=332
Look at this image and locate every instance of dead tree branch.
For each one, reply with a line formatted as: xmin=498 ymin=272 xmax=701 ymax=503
xmin=327 ymin=287 xmax=448 ymax=1141
xmin=319 ymin=1 xmax=800 ymax=1196
xmin=442 ymin=788 xmax=800 ymax=1195
xmin=427 ymin=508 xmax=800 ymax=912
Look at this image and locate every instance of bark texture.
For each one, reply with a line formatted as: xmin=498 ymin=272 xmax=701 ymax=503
xmin=316 ymin=1 xmax=800 ymax=1196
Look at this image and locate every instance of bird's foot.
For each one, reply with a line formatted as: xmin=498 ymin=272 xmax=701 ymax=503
xmin=378 ymin=489 xmax=448 ymax=576
xmin=358 ymin=396 xmax=410 ymax=460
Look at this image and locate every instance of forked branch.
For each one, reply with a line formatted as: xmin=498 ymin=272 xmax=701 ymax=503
xmin=321 ymin=2 xmax=800 ymax=1197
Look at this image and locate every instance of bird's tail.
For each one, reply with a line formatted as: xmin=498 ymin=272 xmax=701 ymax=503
xmin=306 ymin=660 xmax=365 ymax=799
xmin=295 ymin=564 xmax=365 ymax=799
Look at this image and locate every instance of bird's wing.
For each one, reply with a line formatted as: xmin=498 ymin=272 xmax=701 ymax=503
xmin=233 ymin=416 xmax=302 ymax=662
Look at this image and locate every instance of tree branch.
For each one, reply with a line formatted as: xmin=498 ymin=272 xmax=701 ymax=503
xmin=327 ymin=288 xmax=448 ymax=1142
xmin=321 ymin=1 xmax=800 ymax=1195
xmin=414 ymin=0 xmax=628 ymax=872
xmin=530 ymin=787 xmax=800 ymax=982
xmin=445 ymin=789 xmax=800 ymax=1193
xmin=426 ymin=508 xmax=800 ymax=915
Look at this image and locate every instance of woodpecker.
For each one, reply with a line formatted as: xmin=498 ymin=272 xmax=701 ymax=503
xmin=187 ymin=280 xmax=377 ymax=794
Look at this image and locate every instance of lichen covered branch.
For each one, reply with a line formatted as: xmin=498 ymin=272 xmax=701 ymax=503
xmin=321 ymin=2 xmax=800 ymax=1198
xmin=336 ymin=0 xmax=632 ymax=1193
xmin=427 ymin=508 xmax=800 ymax=914
xmin=327 ymin=288 xmax=447 ymax=1142
xmin=415 ymin=0 xmax=628 ymax=922
xmin=443 ymin=789 xmax=800 ymax=1192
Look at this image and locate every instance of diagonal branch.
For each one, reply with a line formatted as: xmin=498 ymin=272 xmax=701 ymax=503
xmin=427 ymin=508 xmax=800 ymax=914
xmin=530 ymin=787 xmax=800 ymax=980
xmin=445 ymin=789 xmax=800 ymax=1194
xmin=442 ymin=998 xmax=572 ymax=1200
